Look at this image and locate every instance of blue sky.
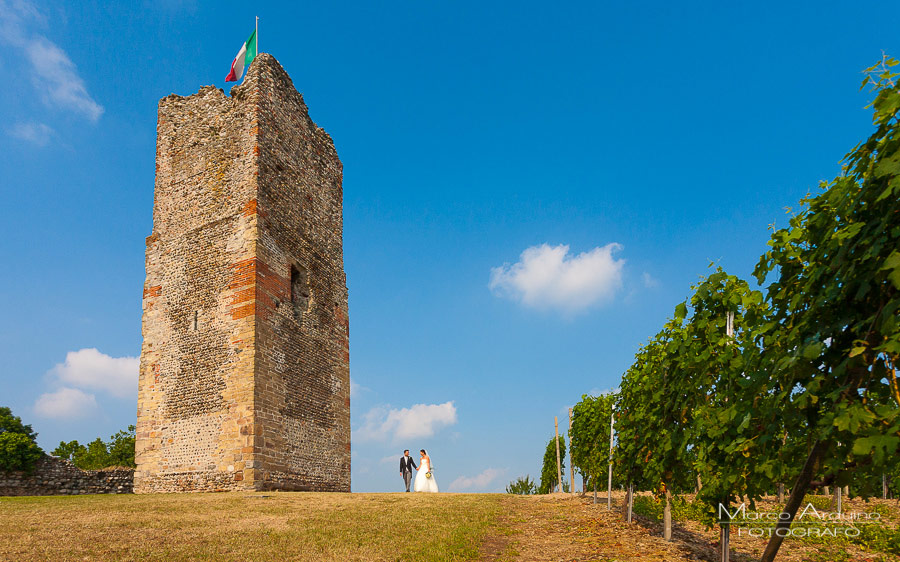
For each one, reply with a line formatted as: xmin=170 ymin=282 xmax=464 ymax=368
xmin=0 ymin=0 xmax=898 ymax=493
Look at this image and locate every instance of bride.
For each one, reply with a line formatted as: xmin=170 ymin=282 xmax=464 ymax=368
xmin=413 ymin=449 xmax=439 ymax=493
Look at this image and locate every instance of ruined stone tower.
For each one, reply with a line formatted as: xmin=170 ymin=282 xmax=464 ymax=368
xmin=135 ymin=54 xmax=350 ymax=492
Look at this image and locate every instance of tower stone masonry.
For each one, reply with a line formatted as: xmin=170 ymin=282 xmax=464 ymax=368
xmin=135 ymin=54 xmax=350 ymax=492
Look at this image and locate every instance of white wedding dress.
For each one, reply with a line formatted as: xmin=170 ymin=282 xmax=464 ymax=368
xmin=414 ymin=456 xmax=439 ymax=493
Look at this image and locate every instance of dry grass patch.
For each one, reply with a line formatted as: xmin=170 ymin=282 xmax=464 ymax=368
xmin=0 ymin=492 xmax=504 ymax=562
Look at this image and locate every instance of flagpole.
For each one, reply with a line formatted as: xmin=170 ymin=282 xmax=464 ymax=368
xmin=256 ymin=16 xmax=259 ymax=56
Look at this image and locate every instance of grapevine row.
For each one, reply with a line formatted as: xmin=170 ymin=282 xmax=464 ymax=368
xmin=570 ymin=56 xmax=900 ymax=562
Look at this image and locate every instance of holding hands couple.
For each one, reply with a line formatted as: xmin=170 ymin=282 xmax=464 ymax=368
xmin=399 ymin=449 xmax=439 ymax=493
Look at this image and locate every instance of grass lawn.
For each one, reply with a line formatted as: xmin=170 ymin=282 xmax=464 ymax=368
xmin=9 ymin=491 xmax=889 ymax=561
xmin=0 ymin=492 xmax=505 ymax=562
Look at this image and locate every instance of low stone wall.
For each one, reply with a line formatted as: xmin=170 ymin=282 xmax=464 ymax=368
xmin=0 ymin=455 xmax=134 ymax=496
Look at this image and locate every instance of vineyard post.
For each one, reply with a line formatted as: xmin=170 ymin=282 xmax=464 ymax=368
xmin=664 ymin=485 xmax=672 ymax=541
xmin=608 ymin=410 xmax=614 ymax=510
xmin=884 ymin=473 xmax=888 ymax=500
xmin=568 ymin=408 xmax=575 ymax=496
xmin=554 ymin=416 xmax=562 ymax=493
xmin=719 ymin=311 xmax=735 ymax=562
xmin=834 ymin=485 xmax=842 ymax=515
xmin=720 ymin=514 xmax=730 ymax=562
xmin=626 ymin=482 xmax=633 ymax=522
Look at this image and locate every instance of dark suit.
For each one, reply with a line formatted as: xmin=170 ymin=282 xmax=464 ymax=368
xmin=400 ymin=455 xmax=418 ymax=492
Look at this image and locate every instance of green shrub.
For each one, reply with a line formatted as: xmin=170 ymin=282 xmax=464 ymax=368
xmin=801 ymin=494 xmax=834 ymax=511
xmin=852 ymin=522 xmax=900 ymax=556
xmin=632 ymin=495 xmax=663 ymax=519
xmin=506 ymin=475 xmax=537 ymax=495
xmin=632 ymin=494 xmax=718 ymax=527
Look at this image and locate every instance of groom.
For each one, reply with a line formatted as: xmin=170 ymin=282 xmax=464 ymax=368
xmin=399 ymin=449 xmax=418 ymax=492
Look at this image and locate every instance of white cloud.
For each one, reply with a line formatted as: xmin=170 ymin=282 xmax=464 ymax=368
xmin=49 ymin=348 xmax=139 ymax=399
xmin=9 ymin=121 xmax=53 ymax=146
xmin=25 ymin=36 xmax=104 ymax=121
xmin=354 ymin=401 xmax=458 ymax=442
xmin=585 ymin=386 xmax=618 ymax=398
xmin=449 ymin=468 xmax=506 ymax=492
xmin=0 ymin=1 xmax=42 ymax=44
xmin=0 ymin=0 xmax=104 ymax=123
xmin=34 ymin=387 xmax=97 ymax=419
xmin=642 ymin=272 xmax=659 ymax=288
xmin=489 ymin=243 xmax=625 ymax=314
xmin=350 ymin=378 xmax=370 ymax=399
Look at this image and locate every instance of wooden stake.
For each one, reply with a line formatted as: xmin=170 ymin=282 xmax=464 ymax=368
xmin=554 ymin=416 xmax=562 ymax=493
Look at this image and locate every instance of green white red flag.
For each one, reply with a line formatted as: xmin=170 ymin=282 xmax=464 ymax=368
xmin=225 ymin=30 xmax=257 ymax=82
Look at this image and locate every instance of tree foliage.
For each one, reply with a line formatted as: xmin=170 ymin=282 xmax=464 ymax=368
xmin=0 ymin=406 xmax=44 ymax=473
xmin=52 ymin=425 xmax=136 ymax=470
xmin=538 ymin=435 xmax=566 ymax=494
xmin=0 ymin=406 xmax=38 ymax=441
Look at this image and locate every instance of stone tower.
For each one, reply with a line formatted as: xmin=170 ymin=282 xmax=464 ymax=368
xmin=135 ymin=54 xmax=350 ymax=492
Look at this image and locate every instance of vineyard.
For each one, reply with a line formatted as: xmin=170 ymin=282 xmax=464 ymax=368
xmin=566 ymin=56 xmax=900 ymax=562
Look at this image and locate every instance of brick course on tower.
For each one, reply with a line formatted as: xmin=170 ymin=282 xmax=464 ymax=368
xmin=135 ymin=54 xmax=350 ymax=493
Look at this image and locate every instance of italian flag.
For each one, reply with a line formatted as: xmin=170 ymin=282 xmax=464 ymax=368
xmin=225 ymin=30 xmax=257 ymax=82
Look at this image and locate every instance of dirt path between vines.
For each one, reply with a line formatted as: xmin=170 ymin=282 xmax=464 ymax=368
xmin=480 ymin=493 xmax=898 ymax=562
xmin=479 ymin=493 xmax=696 ymax=561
